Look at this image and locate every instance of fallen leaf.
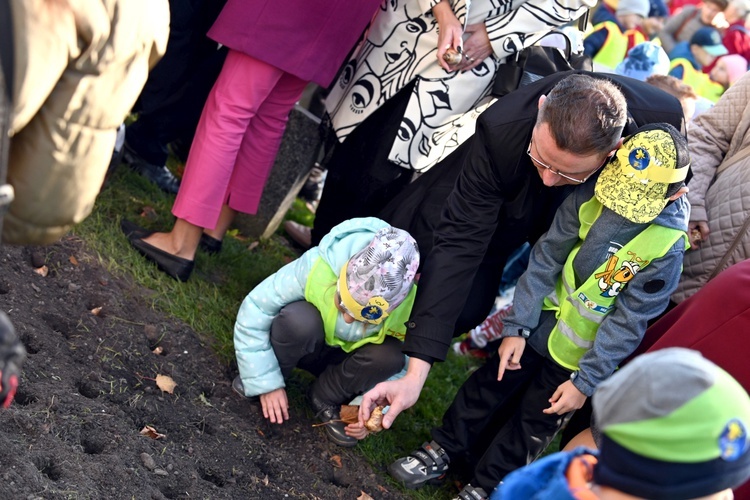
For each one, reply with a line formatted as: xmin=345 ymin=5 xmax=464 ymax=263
xmin=256 ymin=428 xmax=265 ymax=437
xmin=262 ymin=475 xmax=269 ymax=486
xmin=140 ymin=206 xmax=157 ymax=220
xmin=247 ymin=241 xmax=259 ymax=251
xmin=330 ymin=455 xmax=342 ymax=468
xmin=139 ymin=425 xmax=166 ymax=440
xmin=340 ymin=405 xmax=359 ymax=424
xmin=152 ymin=346 xmax=163 ymax=355
xmin=155 ymin=374 xmax=177 ymax=394
xmin=198 ymin=393 xmax=214 ymax=407
xmin=69 ymin=255 xmax=79 ymax=266
xmin=365 ymin=406 xmax=385 ymax=433
xmin=33 ymin=265 xmax=48 ymax=277
xmin=357 ymin=492 xmax=374 ymax=500
xmin=376 ymin=485 xmax=389 ymax=493
xmin=90 ymin=306 xmax=103 ymax=316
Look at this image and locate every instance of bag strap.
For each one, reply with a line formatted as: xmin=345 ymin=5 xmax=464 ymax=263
xmin=716 ymin=142 xmax=750 ymax=177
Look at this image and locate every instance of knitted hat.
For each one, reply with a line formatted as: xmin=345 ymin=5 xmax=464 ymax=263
xmin=337 ymin=226 xmax=419 ymax=325
xmin=615 ymin=42 xmax=670 ymax=81
xmin=649 ymin=0 xmax=669 ymax=17
xmin=595 ymin=123 xmax=690 ymax=223
xmin=719 ymin=54 xmax=749 ymax=86
xmin=690 ymin=27 xmax=729 ymax=56
xmin=593 ymin=348 xmax=750 ymax=499
xmin=617 ymin=0 xmax=651 ymax=18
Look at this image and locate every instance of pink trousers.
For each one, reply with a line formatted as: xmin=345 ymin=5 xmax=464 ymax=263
xmin=173 ymin=49 xmax=307 ymax=229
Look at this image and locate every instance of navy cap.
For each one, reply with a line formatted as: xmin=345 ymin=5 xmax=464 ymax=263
xmin=690 ymin=27 xmax=729 ymax=56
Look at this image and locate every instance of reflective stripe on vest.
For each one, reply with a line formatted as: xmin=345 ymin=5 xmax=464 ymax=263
xmin=304 ymin=257 xmax=416 ymax=353
xmin=544 ymin=197 xmax=688 ymax=371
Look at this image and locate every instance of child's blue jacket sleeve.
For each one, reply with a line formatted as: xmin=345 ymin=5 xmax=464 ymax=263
xmin=233 ymin=249 xmax=317 ymax=397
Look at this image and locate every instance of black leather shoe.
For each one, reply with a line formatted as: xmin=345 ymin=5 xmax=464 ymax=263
xmin=123 ymin=142 xmax=181 ymax=194
xmin=308 ymin=387 xmax=357 ymax=448
xmin=121 ymin=220 xmax=194 ymax=282
xmin=199 ymin=234 xmax=223 ymax=255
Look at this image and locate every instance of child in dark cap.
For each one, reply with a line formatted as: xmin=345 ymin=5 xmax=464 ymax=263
xmin=495 ymin=347 xmax=750 ymax=499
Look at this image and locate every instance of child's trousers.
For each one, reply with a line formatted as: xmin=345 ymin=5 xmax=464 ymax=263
xmin=432 ymin=345 xmax=573 ymax=492
xmin=269 ymin=301 xmax=405 ymax=404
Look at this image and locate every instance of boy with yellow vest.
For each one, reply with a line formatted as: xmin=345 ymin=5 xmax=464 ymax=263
xmin=232 ymin=217 xmax=419 ymax=447
xmin=388 ymin=123 xmax=690 ymax=499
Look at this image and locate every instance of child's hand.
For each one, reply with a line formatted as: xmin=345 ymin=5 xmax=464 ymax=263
xmin=497 ymin=336 xmax=526 ymax=380
xmin=260 ymin=388 xmax=289 ymax=424
xmin=345 ymin=421 xmax=370 ymax=440
xmin=543 ymin=380 xmax=586 ymax=415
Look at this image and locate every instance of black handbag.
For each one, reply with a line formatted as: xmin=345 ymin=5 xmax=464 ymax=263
xmin=491 ymin=29 xmax=593 ymax=98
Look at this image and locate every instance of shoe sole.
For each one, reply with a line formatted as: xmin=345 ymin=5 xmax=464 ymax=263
xmin=387 ymin=462 xmax=447 ymax=489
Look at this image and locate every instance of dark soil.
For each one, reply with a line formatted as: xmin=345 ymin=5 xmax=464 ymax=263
xmin=0 ymin=235 xmax=408 ymax=499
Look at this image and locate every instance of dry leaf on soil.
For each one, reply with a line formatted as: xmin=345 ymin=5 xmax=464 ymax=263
xmin=330 ymin=455 xmax=342 ymax=468
xmin=152 ymin=346 xmax=163 ymax=355
xmin=90 ymin=306 xmax=103 ymax=316
xmin=139 ymin=425 xmax=166 ymax=440
xmin=340 ymin=404 xmax=359 ymax=424
xmin=155 ymin=374 xmax=177 ymax=394
xmin=33 ymin=265 xmax=48 ymax=277
xmin=69 ymin=255 xmax=79 ymax=266
xmin=357 ymin=492 xmax=374 ymax=500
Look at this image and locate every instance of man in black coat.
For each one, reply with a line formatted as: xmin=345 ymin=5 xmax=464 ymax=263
xmin=360 ymin=71 xmax=685 ymax=434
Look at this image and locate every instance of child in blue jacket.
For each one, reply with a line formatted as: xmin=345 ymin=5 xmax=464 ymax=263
xmin=233 ymin=217 xmax=419 ymax=447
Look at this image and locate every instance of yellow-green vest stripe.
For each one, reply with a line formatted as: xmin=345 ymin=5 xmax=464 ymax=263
xmin=543 ymin=198 xmax=688 ymax=371
xmin=304 ymin=257 xmax=416 ymax=353
xmin=670 ymin=58 xmax=726 ymax=103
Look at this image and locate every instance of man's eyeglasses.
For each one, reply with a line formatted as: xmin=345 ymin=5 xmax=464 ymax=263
xmin=526 ymin=138 xmax=608 ymax=184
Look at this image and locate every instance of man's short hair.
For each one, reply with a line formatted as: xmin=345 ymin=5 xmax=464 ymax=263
xmin=537 ymin=74 xmax=628 ymax=157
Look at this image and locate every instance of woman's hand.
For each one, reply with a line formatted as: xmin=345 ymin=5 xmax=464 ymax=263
xmin=459 ymin=22 xmax=493 ymax=72
xmin=688 ymin=220 xmax=710 ymax=249
xmin=260 ymin=388 xmax=289 ymax=424
xmin=433 ymin=0 xmax=464 ymax=71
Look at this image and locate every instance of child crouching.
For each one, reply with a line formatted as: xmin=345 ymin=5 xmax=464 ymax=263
xmin=233 ymin=217 xmax=419 ymax=447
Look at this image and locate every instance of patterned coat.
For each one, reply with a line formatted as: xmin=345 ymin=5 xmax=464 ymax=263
xmin=671 ymin=72 xmax=750 ymax=303
xmin=325 ymin=0 xmax=596 ymax=172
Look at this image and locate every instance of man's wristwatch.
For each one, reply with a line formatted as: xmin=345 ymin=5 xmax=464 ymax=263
xmin=518 ymin=328 xmax=531 ymax=339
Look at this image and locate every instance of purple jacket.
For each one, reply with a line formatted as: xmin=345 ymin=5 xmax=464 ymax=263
xmin=208 ymin=0 xmax=382 ymax=87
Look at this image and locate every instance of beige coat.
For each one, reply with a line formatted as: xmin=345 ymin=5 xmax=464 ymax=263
xmin=6 ymin=0 xmax=169 ymax=244
xmin=672 ymin=71 xmax=750 ymax=303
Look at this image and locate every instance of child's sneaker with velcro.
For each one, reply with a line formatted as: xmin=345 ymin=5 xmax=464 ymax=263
xmin=388 ymin=440 xmax=450 ymax=489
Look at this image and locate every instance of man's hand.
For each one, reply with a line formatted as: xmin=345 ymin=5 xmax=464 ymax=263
xmin=359 ymin=358 xmax=431 ymax=429
xmin=259 ymin=388 xmax=289 ymax=424
xmin=497 ymin=336 xmax=526 ymax=380
xmin=688 ymin=220 xmax=710 ymax=250
xmin=543 ymin=380 xmax=586 ymax=415
xmin=0 ymin=312 xmax=23 ymax=408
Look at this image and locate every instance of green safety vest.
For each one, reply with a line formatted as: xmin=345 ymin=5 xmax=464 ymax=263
xmin=304 ymin=257 xmax=416 ymax=353
xmin=591 ymin=22 xmax=646 ymax=70
xmin=670 ymin=58 xmax=726 ymax=103
xmin=544 ymin=197 xmax=688 ymax=371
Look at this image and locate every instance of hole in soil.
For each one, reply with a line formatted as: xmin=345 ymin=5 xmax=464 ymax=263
xmin=20 ymin=336 xmax=39 ymax=355
xmin=0 ymin=281 xmax=10 ymax=294
xmin=81 ymin=436 xmax=105 ymax=455
xmin=194 ymin=421 xmax=215 ymax=435
xmin=158 ymin=485 xmax=179 ymax=499
xmin=77 ymin=380 xmax=100 ymax=399
xmin=198 ymin=466 xmax=225 ymax=487
xmin=13 ymin=390 xmax=37 ymax=406
xmin=33 ymin=456 xmax=62 ymax=481
xmin=40 ymin=313 xmax=75 ymax=339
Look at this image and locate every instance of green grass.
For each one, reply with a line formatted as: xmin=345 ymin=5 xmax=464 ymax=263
xmin=75 ymin=162 xmax=487 ymax=498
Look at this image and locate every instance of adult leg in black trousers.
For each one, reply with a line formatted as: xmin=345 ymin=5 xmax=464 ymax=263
xmin=310 ymin=81 xmax=416 ymax=246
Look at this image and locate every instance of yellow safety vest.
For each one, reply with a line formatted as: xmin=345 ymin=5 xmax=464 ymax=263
xmin=591 ymin=22 xmax=646 ymax=70
xmin=544 ymin=198 xmax=687 ymax=371
xmin=304 ymin=257 xmax=416 ymax=353
xmin=670 ymin=58 xmax=726 ymax=102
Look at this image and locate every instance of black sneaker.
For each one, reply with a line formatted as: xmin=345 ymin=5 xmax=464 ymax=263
xmin=453 ymin=484 xmax=488 ymax=500
xmin=123 ymin=141 xmax=181 ymax=194
xmin=388 ymin=440 xmax=450 ymax=489
xmin=308 ymin=388 xmax=357 ymax=448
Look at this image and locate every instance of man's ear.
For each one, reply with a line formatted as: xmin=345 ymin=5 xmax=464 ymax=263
xmin=608 ymin=138 xmax=625 ymax=158
xmin=668 ymin=186 xmax=689 ymax=201
xmin=538 ymin=95 xmax=546 ymax=109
